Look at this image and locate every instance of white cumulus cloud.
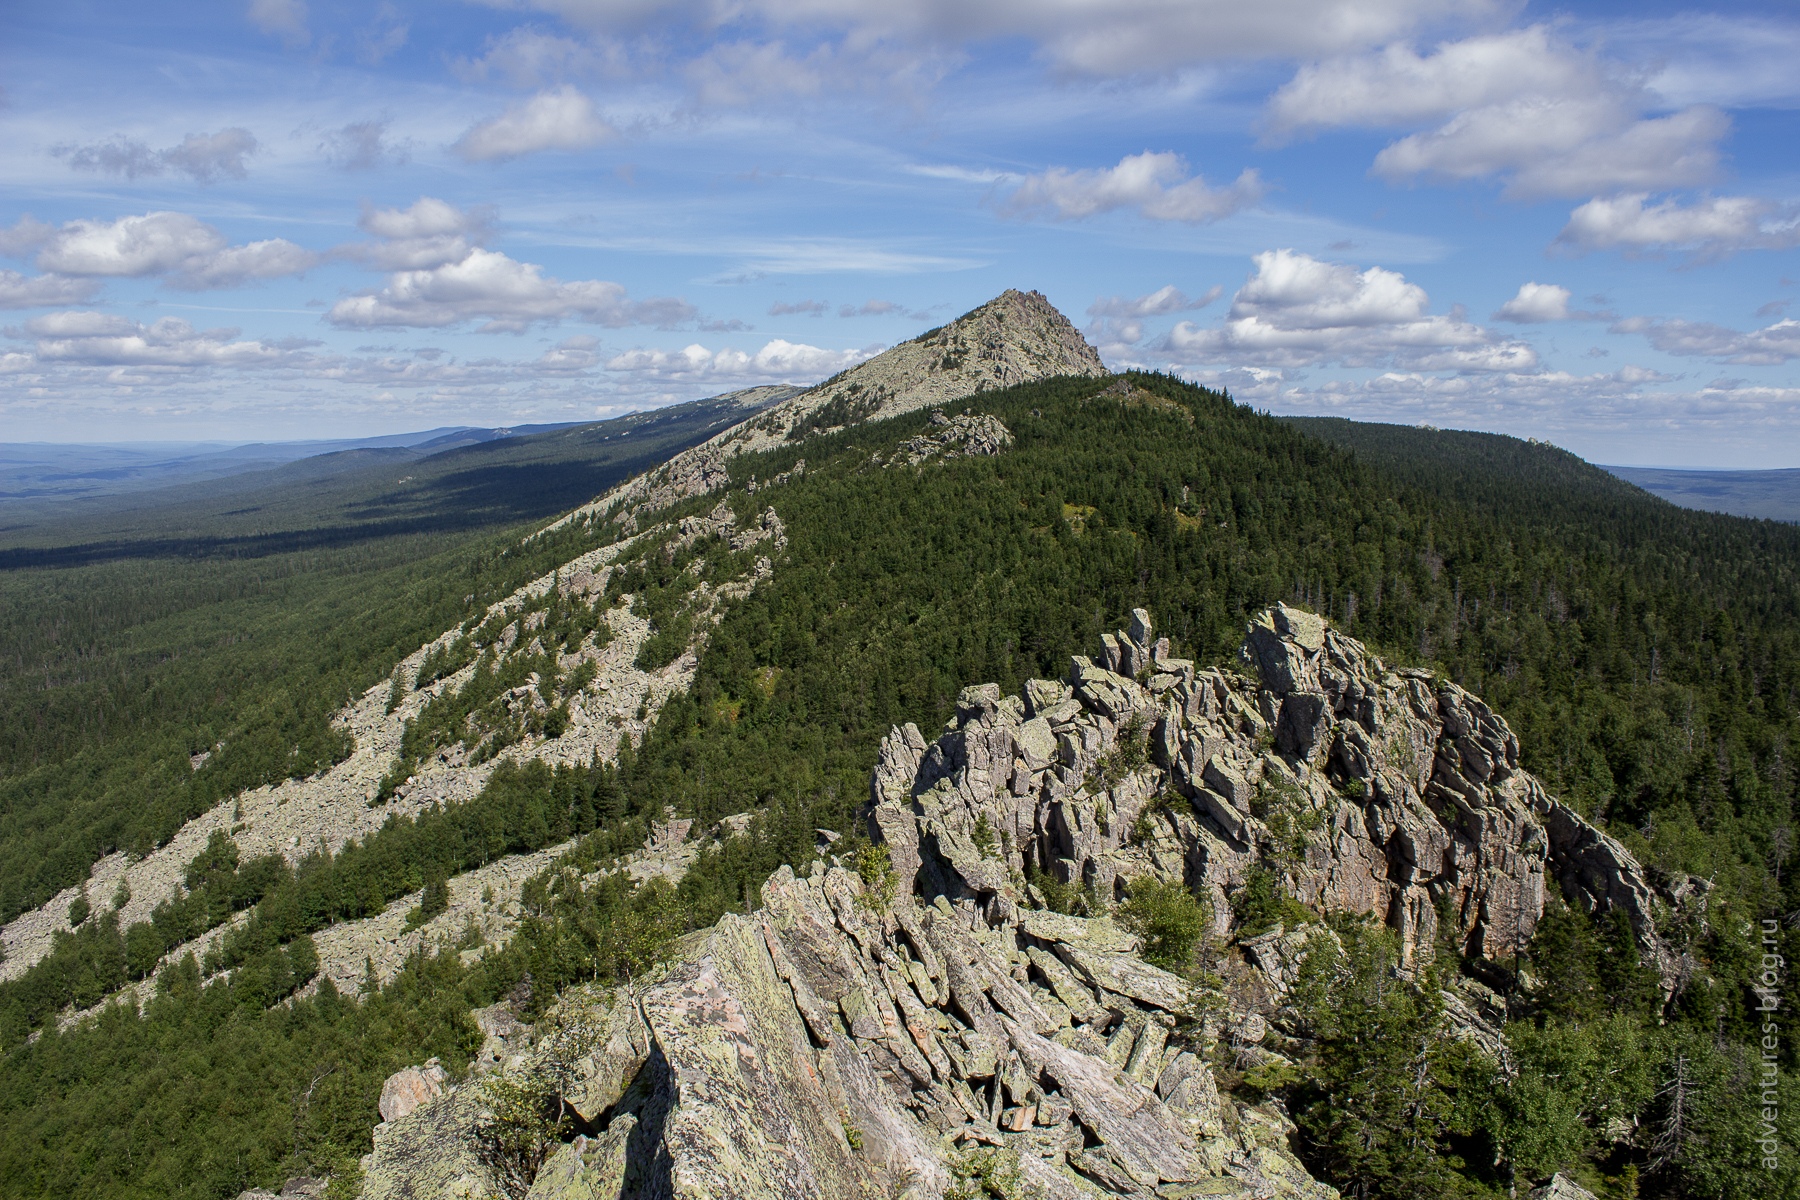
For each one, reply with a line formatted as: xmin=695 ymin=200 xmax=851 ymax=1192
xmin=1268 ymin=26 xmax=1730 ymax=200
xmin=327 ymin=247 xmax=694 ymax=333
xmin=1164 ymin=248 xmax=1535 ymax=371
xmin=1373 ymin=102 xmax=1726 ymax=200
xmin=21 ymin=310 xmax=294 ymax=370
xmin=1086 ymin=285 xmax=1222 ymax=349
xmin=349 ymin=197 xmax=497 ymax=270
xmin=1494 ymin=283 xmax=1571 ymax=324
xmin=1557 ymin=193 xmax=1800 ymax=258
xmin=0 ymin=271 xmax=101 ymax=310
xmin=1266 ymin=27 xmax=1594 ymax=136
xmin=1002 ymin=153 xmax=1264 ymax=224
xmin=453 ymin=86 xmax=616 ymax=162
xmin=8 ymin=212 xmax=317 ymax=290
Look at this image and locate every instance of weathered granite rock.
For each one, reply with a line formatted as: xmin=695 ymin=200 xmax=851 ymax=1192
xmin=379 ymin=1059 xmax=449 ymax=1123
xmin=361 ymin=1084 xmax=496 ymax=1200
xmin=891 ymin=410 xmax=1014 ymax=465
xmin=235 ymin=1178 xmax=325 ymax=1200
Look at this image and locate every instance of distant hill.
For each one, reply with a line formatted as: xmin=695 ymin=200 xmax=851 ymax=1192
xmin=0 ymin=387 xmax=798 ymax=567
xmin=0 ymin=426 xmax=529 ymax=504
xmin=1603 ymin=464 xmax=1800 ymax=522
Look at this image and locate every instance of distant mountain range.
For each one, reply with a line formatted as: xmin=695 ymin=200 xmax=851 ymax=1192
xmin=1602 ymin=464 xmax=1800 ymax=522
xmin=0 ymin=424 xmax=591 ymax=504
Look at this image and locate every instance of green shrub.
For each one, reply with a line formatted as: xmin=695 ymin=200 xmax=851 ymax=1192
xmin=1118 ymin=876 xmax=1210 ymax=976
xmin=854 ymin=843 xmax=897 ymax=913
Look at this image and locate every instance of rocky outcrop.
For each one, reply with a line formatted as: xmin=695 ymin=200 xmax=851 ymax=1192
xmin=886 ymin=410 xmax=1014 ymax=466
xmin=865 ymin=605 xmax=1669 ymax=981
xmin=363 ymin=859 xmax=1334 ymax=1200
xmin=16 ymin=497 xmax=786 ymax=1026
xmin=359 ymin=605 xmax=1667 ymax=1200
xmin=1529 ymin=1174 xmax=1600 ymax=1200
xmin=236 ymin=1179 xmax=325 ymax=1200
xmin=11 ymin=290 xmax=1095 ymax=1005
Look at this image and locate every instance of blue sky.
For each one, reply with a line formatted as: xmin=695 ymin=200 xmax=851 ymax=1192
xmin=2 ymin=1 xmax=1797 ymax=466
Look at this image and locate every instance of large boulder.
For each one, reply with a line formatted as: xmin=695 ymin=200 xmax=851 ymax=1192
xmin=379 ymin=1059 xmax=448 ymax=1124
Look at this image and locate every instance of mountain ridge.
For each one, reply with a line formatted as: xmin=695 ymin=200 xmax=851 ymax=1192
xmin=0 ymin=295 xmax=1791 ymax=1200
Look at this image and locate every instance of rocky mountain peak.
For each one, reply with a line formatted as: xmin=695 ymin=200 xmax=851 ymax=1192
xmin=552 ymin=289 xmax=1106 ymax=535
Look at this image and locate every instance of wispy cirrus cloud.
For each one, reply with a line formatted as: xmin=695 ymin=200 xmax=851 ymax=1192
xmin=54 ymin=128 xmax=260 ymax=184
xmin=247 ymin=0 xmax=310 ymax=48
xmin=1000 ymin=153 xmax=1264 ymax=224
xmin=501 ymin=0 xmax=1504 ymax=76
xmin=320 ymin=119 xmax=409 ymax=171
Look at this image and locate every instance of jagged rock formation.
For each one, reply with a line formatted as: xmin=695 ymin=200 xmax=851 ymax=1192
xmin=1530 ymin=1174 xmax=1600 ymax=1200
xmin=552 ymin=290 xmax=1104 ymax=536
xmin=868 ymin=605 xmax=1669 ymax=980
xmin=364 ymin=863 xmax=1334 ymax=1200
xmin=358 ymin=606 xmax=1668 ymax=1200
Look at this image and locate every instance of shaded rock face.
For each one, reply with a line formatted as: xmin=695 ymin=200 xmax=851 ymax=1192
xmin=867 ymin=605 xmax=1667 ymax=977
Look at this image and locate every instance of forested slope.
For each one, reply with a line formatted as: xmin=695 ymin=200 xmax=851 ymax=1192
xmin=0 ymin=377 xmax=1793 ymax=1199
xmin=0 ymin=390 xmax=787 ymax=924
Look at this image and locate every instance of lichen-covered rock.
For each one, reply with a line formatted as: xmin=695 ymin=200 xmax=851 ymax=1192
xmin=361 ymin=1084 xmax=497 ymax=1200
xmin=360 ymin=855 xmax=1336 ymax=1200
xmin=235 ymin=1178 xmax=325 ymax=1200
